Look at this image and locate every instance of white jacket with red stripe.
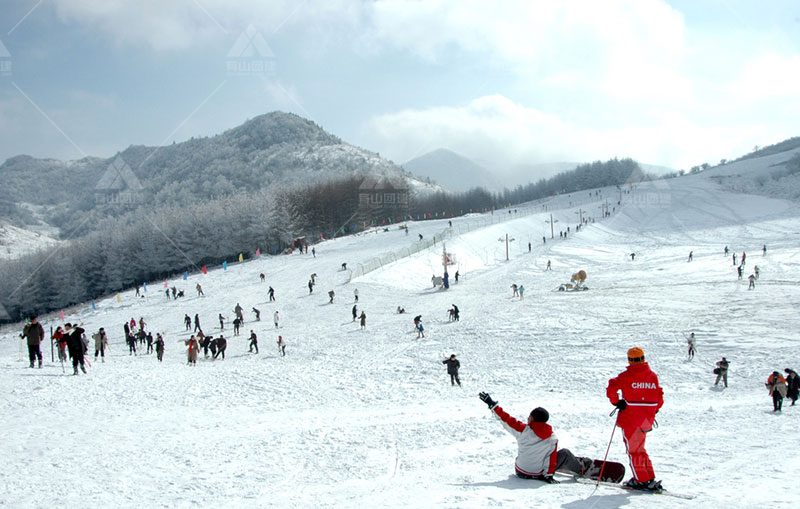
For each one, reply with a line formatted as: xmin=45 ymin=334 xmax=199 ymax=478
xmin=492 ymin=405 xmax=558 ymax=477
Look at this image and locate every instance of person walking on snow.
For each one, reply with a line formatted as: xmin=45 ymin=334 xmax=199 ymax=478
xmin=754 ymin=265 xmax=760 ymax=279
xmin=519 ymin=285 xmax=525 ymax=299
xmin=233 ymin=317 xmax=241 ymax=336
xmin=511 ymin=284 xmax=519 ymax=297
xmin=273 ymin=311 xmax=279 ymax=329
xmin=687 ymin=333 xmax=696 ymax=359
xmin=352 ymin=305 xmax=358 ymax=322
xmin=234 ymin=303 xmax=244 ymax=322
xmin=606 ymin=347 xmax=664 ymax=491
xmin=360 ymin=311 xmax=366 ymax=329
xmin=218 ymin=314 xmax=225 ymax=330
xmin=741 ymin=251 xmax=746 ymax=266
xmin=196 ymin=283 xmax=204 ymax=296
xmin=194 ymin=313 xmax=201 ymax=333
xmin=688 ymin=251 xmax=693 ymax=262
xmin=22 ymin=316 xmax=45 ymax=368
xmin=184 ymin=314 xmax=191 ymax=331
xmin=308 ymin=280 xmax=314 ymax=294
xmin=714 ymin=357 xmax=729 ymax=387
xmin=328 ymin=290 xmax=335 ymax=304
xmin=268 ymin=286 xmax=275 ymax=302
xmin=277 ymin=335 xmax=286 ymax=356
xmin=763 ymin=244 xmax=767 ymax=256
xmin=249 ymin=330 xmax=258 ymax=354
xmin=766 ymin=371 xmax=787 ymax=412
xmin=724 ymin=246 xmax=729 ymax=256
xmin=784 ymin=369 xmax=799 ymax=406
xmin=416 ymin=321 xmax=425 ymax=339
xmin=443 ymin=354 xmax=461 ymax=386
xmin=737 ymin=265 xmax=743 ymax=280
xmin=92 ymin=327 xmax=108 ymax=362
xmin=733 ymin=253 xmax=737 ymax=265
xmin=547 ymin=260 xmax=552 ymax=270
xmin=184 ymin=335 xmax=199 ymax=365
xmin=451 ymin=304 xmax=460 ymax=321
xmin=64 ymin=323 xmax=87 ymax=375
xmin=354 ymin=289 xmax=359 ymax=302
xmin=748 ymin=274 xmax=756 ymax=289
xmin=477 ymin=393 xmax=594 ymax=483
xmin=155 ymin=334 xmax=165 ymax=362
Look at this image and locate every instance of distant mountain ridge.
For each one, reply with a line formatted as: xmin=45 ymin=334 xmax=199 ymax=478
xmin=403 ymin=148 xmax=495 ymax=192
xmin=0 ymin=112 xmax=422 ymax=236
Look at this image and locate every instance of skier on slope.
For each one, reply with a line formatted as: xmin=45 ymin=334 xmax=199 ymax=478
xmin=249 ymin=331 xmax=258 ymax=354
xmin=606 ymin=347 xmax=664 ymax=491
xmin=184 ymin=314 xmax=192 ymax=331
xmin=277 ymin=335 xmax=286 ymax=356
xmin=273 ymin=311 xmax=280 ymax=329
xmin=268 ymin=286 xmax=275 ymax=302
xmin=252 ymin=307 xmax=261 ymax=321
xmin=477 ymin=392 xmax=594 ymax=483
xmin=686 ymin=333 xmax=696 ymax=359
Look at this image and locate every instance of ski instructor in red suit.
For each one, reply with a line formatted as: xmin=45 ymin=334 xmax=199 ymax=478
xmin=607 ymin=346 xmax=664 ymax=491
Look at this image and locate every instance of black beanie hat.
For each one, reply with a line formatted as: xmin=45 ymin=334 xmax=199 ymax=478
xmin=530 ymin=407 xmax=549 ymax=423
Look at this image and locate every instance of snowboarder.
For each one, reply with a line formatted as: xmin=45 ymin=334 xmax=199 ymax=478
xmin=184 ymin=314 xmax=191 ymax=331
xmin=22 ymin=316 xmax=45 ymax=368
xmin=155 ymin=334 xmax=165 ymax=362
xmin=511 ymin=284 xmax=519 ymax=297
xmin=360 ymin=311 xmax=366 ymax=329
xmin=233 ymin=316 xmax=241 ymax=336
xmin=249 ymin=331 xmax=258 ymax=353
xmin=688 ymin=251 xmax=693 ymax=262
xmin=184 ymin=335 xmax=199 ymax=365
xmin=354 ymin=288 xmax=359 ymax=302
xmin=766 ymin=371 xmax=787 ymax=412
xmin=194 ymin=313 xmax=201 ymax=333
xmin=92 ymin=328 xmax=108 ymax=362
xmin=268 ymin=287 xmax=275 ymax=302
xmin=218 ymin=313 xmax=225 ymax=330
xmin=785 ymin=369 xmax=799 ymax=406
xmin=687 ymin=333 xmax=695 ymax=359
xmin=606 ymin=347 xmax=664 ymax=491
xmin=352 ymin=305 xmax=358 ymax=322
xmin=328 ymin=290 xmax=335 ymax=304
xmin=477 ymin=393 xmax=594 ymax=483
xmin=518 ymin=285 xmax=525 ymax=299
xmin=442 ymin=354 xmax=461 ymax=386
xmin=277 ymin=335 xmax=286 ymax=356
xmin=196 ymin=283 xmax=204 ymax=297
xmin=273 ymin=311 xmax=280 ymax=329
xmin=748 ymin=274 xmax=756 ymax=289
xmin=64 ymin=323 xmax=87 ymax=375
xmin=714 ymin=357 xmax=729 ymax=387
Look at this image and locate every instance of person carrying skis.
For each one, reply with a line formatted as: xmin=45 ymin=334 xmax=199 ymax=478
xmin=766 ymin=371 xmax=787 ymax=412
xmin=277 ymin=335 xmax=286 ymax=356
xmin=273 ymin=311 xmax=280 ymax=329
xmin=714 ymin=357 xmax=729 ymax=387
xmin=249 ymin=331 xmax=258 ymax=354
xmin=22 ymin=316 xmax=45 ymax=369
xmin=687 ymin=333 xmax=696 ymax=359
xmin=477 ymin=392 xmax=594 ymax=483
xmin=155 ymin=334 xmax=165 ymax=362
xmin=442 ymin=354 xmax=461 ymax=386
xmin=360 ymin=311 xmax=367 ymax=329
xmin=92 ymin=327 xmax=108 ymax=362
xmin=785 ymin=369 xmax=799 ymax=406
xmin=606 ymin=347 xmax=664 ymax=491
xmin=64 ymin=323 xmax=87 ymax=375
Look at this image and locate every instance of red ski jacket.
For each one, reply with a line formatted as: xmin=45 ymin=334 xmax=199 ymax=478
xmin=607 ymin=362 xmax=664 ymax=431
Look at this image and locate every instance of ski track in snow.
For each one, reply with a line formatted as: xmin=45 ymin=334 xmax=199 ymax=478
xmin=2 ymin=178 xmax=800 ymax=508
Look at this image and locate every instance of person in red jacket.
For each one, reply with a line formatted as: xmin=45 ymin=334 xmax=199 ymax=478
xmin=606 ymin=347 xmax=664 ymax=491
xmin=478 ymin=392 xmax=593 ymax=483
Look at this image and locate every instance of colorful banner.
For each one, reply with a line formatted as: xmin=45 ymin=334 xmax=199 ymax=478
xmin=91 ymin=300 xmax=96 ymax=310
xmin=201 ymin=266 xmax=207 ymax=275
xmin=164 ymin=280 xmax=168 ymax=288
xmin=143 ymin=282 xmax=147 ymax=292
xmin=115 ymin=294 xmax=121 ymax=303
xmin=60 ymin=310 xmax=64 ymax=321
xmin=183 ymin=272 xmax=188 ymax=280
xmin=256 ymin=248 xmax=261 ymax=257
xmin=223 ymin=261 xmax=228 ymax=271
xmin=238 ymin=253 xmax=243 ymax=262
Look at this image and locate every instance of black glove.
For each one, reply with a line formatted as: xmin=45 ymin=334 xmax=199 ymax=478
xmin=615 ymin=400 xmax=627 ymax=411
xmin=478 ymin=392 xmax=497 ymax=408
xmin=535 ymin=475 xmax=559 ymax=484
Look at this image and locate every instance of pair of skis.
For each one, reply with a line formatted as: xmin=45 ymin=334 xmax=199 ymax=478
xmin=570 ymin=477 xmax=695 ymax=499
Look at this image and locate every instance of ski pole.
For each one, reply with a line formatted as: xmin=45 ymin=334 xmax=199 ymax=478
xmin=596 ymin=412 xmax=619 ymax=488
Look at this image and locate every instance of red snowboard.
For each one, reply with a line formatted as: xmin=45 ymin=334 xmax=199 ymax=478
xmin=587 ymin=460 xmax=626 ymax=483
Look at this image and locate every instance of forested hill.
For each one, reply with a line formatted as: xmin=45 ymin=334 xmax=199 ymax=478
xmin=0 ymin=112 xmax=412 ymax=235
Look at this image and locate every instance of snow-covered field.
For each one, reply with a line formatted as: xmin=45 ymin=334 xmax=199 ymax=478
xmin=2 ymin=174 xmax=800 ymax=508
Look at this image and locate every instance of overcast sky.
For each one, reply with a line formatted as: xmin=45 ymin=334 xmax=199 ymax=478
xmin=1 ymin=0 xmax=798 ymax=173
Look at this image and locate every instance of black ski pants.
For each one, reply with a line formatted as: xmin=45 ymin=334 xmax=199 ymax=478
xmin=28 ymin=344 xmax=42 ymax=365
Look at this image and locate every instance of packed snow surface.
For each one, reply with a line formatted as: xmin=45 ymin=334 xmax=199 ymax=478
xmin=2 ymin=175 xmax=799 ymax=508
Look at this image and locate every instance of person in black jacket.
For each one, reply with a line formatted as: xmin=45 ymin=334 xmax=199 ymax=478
xmin=22 ymin=316 xmax=45 ymax=368
xmin=443 ymin=354 xmax=461 ymax=386
xmin=785 ymin=369 xmax=799 ymax=406
xmin=64 ymin=323 xmax=87 ymax=375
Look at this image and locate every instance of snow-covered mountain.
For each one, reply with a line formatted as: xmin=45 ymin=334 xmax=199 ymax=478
xmin=0 ymin=112 xmax=431 ymax=235
xmin=0 ymin=222 xmax=59 ymax=260
xmin=404 ymin=148 xmax=496 ymax=192
xmin=2 ymin=162 xmax=799 ymax=507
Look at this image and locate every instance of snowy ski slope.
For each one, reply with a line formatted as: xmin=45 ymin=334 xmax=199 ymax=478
xmin=2 ymin=174 xmax=799 ymax=508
